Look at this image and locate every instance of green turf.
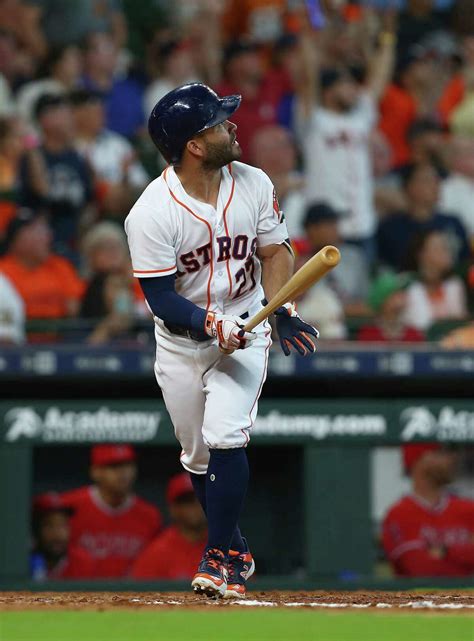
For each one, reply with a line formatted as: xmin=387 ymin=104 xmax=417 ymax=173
xmin=0 ymin=610 xmax=473 ymax=641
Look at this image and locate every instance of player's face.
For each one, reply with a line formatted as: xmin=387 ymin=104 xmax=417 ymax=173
xmin=424 ymin=450 xmax=457 ymax=485
xmin=38 ymin=512 xmax=70 ymax=559
xmin=200 ymin=120 xmax=242 ymax=169
xmin=331 ymin=78 xmax=358 ymax=112
xmin=170 ymin=493 xmax=207 ymax=531
xmin=92 ymin=462 xmax=137 ymax=496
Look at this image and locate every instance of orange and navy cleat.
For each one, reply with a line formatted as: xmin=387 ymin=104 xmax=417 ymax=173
xmin=224 ymin=544 xmax=255 ymax=599
xmin=191 ymin=548 xmax=228 ymax=598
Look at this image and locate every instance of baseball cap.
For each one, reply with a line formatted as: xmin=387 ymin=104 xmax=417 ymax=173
xmin=90 ymin=444 xmax=136 ymax=466
xmin=34 ymin=93 xmax=69 ymax=120
xmin=403 ymin=443 xmax=442 ymax=473
xmin=166 ymin=472 xmax=195 ymax=504
xmin=303 ymin=202 xmax=343 ymax=227
xmin=32 ymin=492 xmax=74 ymax=516
xmin=368 ymin=272 xmax=412 ymax=312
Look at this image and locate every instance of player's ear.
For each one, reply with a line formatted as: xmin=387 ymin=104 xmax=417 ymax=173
xmin=186 ymin=137 xmax=205 ymax=159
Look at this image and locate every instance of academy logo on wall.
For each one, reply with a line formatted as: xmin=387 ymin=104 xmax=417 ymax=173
xmin=400 ymin=406 xmax=474 ymax=442
xmin=254 ymin=410 xmax=387 ymax=440
xmin=4 ymin=406 xmax=162 ymax=443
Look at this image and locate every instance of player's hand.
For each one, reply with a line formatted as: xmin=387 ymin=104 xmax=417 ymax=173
xmin=204 ymin=311 xmax=256 ymax=352
xmin=274 ymin=302 xmax=319 ymax=356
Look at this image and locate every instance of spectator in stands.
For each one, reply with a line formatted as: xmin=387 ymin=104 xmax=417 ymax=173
xmin=377 ymin=162 xmax=470 ymax=271
xmin=131 ymin=472 xmax=207 ymax=580
xmin=61 ymin=444 xmax=161 ymax=578
xmin=27 ymin=94 xmax=93 ymax=258
xmin=36 ymin=0 xmax=127 ymax=50
xmin=0 ymin=0 xmax=46 ymax=62
xmin=298 ymin=203 xmax=370 ymax=317
xmin=0 ymin=208 xmax=84 ymax=320
xmin=440 ymin=137 xmax=474 ymax=239
xmin=382 ymin=443 xmax=474 ymax=577
xmin=0 ymin=115 xmax=48 ymax=237
xmin=438 ymin=34 xmax=474 ymax=127
xmin=80 ymin=222 xmax=143 ymax=344
xmin=0 ymin=272 xmax=24 ymax=344
xmin=295 ymin=15 xmax=395 ymax=264
xmin=403 ymin=229 xmax=468 ymax=332
xmin=221 ymin=0 xmax=288 ymax=45
xmin=16 ymin=44 xmax=83 ymax=126
xmin=81 ymin=31 xmax=145 ymax=139
xmin=30 ymin=492 xmax=96 ymax=581
xmin=357 ymin=272 xmax=424 ymax=343
xmin=0 ymin=27 xmax=33 ymax=93
xmin=379 ymin=48 xmax=438 ymax=169
xmin=216 ymin=39 xmax=289 ymax=160
xmin=403 ymin=118 xmax=447 ymax=177
xmin=144 ymin=38 xmax=200 ymax=121
xmin=71 ymin=89 xmax=148 ymax=216
xmin=249 ymin=125 xmax=305 ymax=239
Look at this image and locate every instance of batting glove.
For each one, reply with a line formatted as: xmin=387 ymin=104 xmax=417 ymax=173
xmin=204 ymin=311 xmax=256 ymax=352
xmin=274 ymin=302 xmax=319 ymax=356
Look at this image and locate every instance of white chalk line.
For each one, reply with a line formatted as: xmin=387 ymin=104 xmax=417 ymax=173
xmin=128 ymin=597 xmax=474 ymax=610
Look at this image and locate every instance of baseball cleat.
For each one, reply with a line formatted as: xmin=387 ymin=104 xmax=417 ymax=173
xmin=192 ymin=547 xmax=228 ymax=598
xmin=224 ymin=543 xmax=255 ymax=599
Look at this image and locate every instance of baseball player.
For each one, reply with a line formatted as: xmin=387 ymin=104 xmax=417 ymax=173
xmin=125 ymin=83 xmax=318 ymax=598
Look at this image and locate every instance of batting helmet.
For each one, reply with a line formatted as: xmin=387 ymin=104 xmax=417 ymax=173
xmin=148 ymin=83 xmax=241 ymax=164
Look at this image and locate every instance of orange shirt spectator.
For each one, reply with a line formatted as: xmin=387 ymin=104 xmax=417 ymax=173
xmin=0 ymin=209 xmax=83 ymax=319
xmin=379 ymin=84 xmax=417 ymax=168
xmin=132 ymin=472 xmax=207 ymax=580
xmin=438 ymin=75 xmax=465 ymax=127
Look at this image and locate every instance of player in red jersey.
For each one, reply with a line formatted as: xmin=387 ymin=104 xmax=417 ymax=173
xmin=131 ymin=472 xmax=207 ymax=580
xmin=382 ymin=443 xmax=474 ymax=577
xmin=61 ymin=444 xmax=162 ymax=578
xmin=31 ymin=492 xmax=96 ymax=580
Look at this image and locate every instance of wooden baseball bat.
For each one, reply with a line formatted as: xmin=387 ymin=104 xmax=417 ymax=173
xmin=244 ymin=245 xmax=341 ymax=332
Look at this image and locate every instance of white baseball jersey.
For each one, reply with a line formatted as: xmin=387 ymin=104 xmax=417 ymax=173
xmin=125 ymin=161 xmax=288 ymax=473
xmin=125 ymin=161 xmax=288 ymax=316
xmin=297 ymin=92 xmax=376 ymax=240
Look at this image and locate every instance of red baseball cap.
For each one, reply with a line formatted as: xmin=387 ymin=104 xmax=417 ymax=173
xmin=166 ymin=472 xmax=195 ymax=504
xmin=403 ymin=443 xmax=441 ymax=472
xmin=90 ymin=444 xmax=136 ymax=467
xmin=33 ymin=492 xmax=74 ymax=516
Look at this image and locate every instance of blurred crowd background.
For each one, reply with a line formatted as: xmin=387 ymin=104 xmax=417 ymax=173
xmin=0 ymin=0 xmax=473 ymax=347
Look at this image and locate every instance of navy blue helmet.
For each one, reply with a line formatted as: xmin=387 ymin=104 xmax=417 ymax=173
xmin=148 ymin=83 xmax=241 ymax=164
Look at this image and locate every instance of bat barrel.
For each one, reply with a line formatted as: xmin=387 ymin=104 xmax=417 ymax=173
xmin=319 ymin=245 xmax=341 ymax=266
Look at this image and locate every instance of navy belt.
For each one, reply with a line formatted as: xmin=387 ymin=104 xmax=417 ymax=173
xmin=163 ymin=299 xmax=266 ymax=342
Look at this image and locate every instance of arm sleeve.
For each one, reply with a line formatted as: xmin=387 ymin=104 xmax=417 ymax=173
xmin=124 ymin=205 xmax=177 ymax=278
xmin=256 ymin=170 xmax=290 ymax=247
xmin=139 ymin=275 xmax=206 ymax=331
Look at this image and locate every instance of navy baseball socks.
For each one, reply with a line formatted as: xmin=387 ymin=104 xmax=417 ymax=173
xmin=190 ymin=471 xmax=247 ymax=552
xmin=191 ymin=448 xmax=253 ymax=598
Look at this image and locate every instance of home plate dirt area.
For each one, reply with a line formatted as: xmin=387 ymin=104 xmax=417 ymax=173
xmin=1 ymin=591 xmax=473 ymax=612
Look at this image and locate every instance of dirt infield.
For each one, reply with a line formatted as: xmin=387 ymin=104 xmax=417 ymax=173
xmin=0 ymin=591 xmax=473 ymax=612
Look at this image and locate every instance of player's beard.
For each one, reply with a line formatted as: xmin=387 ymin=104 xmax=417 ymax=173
xmin=202 ymin=137 xmax=242 ymax=170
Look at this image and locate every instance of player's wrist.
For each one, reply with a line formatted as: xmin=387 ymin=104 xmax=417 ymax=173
xmin=274 ymin=302 xmax=295 ymax=316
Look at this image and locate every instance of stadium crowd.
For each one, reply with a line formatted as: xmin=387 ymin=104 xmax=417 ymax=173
xmin=0 ymin=0 xmax=473 ymax=348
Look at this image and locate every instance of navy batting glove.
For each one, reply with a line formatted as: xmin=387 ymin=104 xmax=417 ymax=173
xmin=274 ymin=303 xmax=319 ymax=357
